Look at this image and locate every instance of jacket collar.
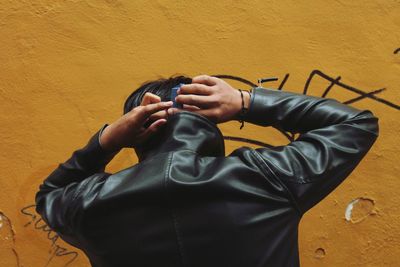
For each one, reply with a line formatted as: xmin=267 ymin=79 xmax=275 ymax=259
xmin=135 ymin=111 xmax=225 ymax=161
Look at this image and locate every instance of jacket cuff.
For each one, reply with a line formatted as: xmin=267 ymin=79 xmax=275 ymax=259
xmin=79 ymin=124 xmax=120 ymax=172
xmin=243 ymin=87 xmax=276 ymax=127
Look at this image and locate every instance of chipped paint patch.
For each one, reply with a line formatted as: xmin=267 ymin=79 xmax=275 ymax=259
xmin=345 ymin=198 xmax=376 ymax=223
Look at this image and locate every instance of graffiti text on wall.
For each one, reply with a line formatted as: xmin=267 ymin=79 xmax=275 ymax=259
xmin=20 ymin=204 xmax=78 ymax=267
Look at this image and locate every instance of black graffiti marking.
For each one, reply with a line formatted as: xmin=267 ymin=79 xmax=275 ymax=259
xmin=321 ymin=76 xmax=341 ymax=98
xmin=20 ymin=205 xmax=78 ymax=267
xmin=212 ymin=74 xmax=257 ymax=88
xmin=258 ymin=77 xmax=279 ymax=85
xmin=303 ymin=70 xmax=399 ymax=110
xmin=215 ymin=71 xmax=399 ymax=110
xmin=215 ymin=70 xmax=399 ymax=148
xmin=44 ymin=246 xmax=78 ymax=267
xmin=21 ymin=204 xmax=38 ymax=227
xmin=278 ymin=74 xmax=290 ymax=90
xmin=253 ymin=76 xmax=284 ymax=89
xmin=394 ymin=48 xmax=400 ymax=54
xmin=343 ymin=88 xmax=386 ymax=105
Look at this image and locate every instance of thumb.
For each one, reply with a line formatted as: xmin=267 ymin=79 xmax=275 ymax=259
xmin=141 ymin=92 xmax=161 ymax=106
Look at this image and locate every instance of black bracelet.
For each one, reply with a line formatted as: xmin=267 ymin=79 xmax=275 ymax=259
xmin=237 ymin=89 xmax=249 ymax=129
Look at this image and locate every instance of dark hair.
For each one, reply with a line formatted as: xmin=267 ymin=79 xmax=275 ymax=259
xmin=123 ymin=75 xmax=192 ymax=114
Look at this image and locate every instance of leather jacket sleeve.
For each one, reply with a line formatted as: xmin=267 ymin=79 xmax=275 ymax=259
xmin=35 ymin=124 xmax=119 ymax=239
xmin=243 ymin=87 xmax=379 ymax=214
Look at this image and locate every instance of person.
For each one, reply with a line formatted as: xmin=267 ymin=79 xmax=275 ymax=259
xmin=35 ymin=75 xmax=379 ymax=267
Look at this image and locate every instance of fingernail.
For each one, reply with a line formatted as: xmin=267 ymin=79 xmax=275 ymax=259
xmin=177 ymin=89 xmax=181 ymax=94
xmin=165 ymin=101 xmax=173 ymax=106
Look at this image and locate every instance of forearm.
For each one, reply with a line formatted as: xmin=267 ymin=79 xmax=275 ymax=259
xmin=34 ymin=124 xmax=119 ymax=235
xmin=244 ymin=87 xmax=377 ymax=134
xmin=37 ymin=124 xmax=119 ymax=191
xmin=245 ymin=87 xmax=379 ymax=212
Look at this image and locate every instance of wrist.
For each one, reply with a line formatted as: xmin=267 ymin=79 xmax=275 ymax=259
xmin=243 ymin=90 xmax=251 ymax=110
xmin=99 ymin=124 xmax=120 ymax=152
xmin=233 ymin=89 xmax=250 ymax=119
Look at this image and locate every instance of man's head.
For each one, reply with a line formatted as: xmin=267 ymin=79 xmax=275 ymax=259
xmin=123 ymin=75 xmax=192 ymax=115
xmin=121 ymin=76 xmax=193 ymax=160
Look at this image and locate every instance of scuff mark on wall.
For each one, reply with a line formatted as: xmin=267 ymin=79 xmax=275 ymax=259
xmin=345 ymin=198 xmax=377 ymax=223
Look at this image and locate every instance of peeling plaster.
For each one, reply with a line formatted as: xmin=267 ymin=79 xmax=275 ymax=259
xmin=0 ymin=211 xmax=16 ymax=242
xmin=345 ymin=198 xmax=376 ymax=223
xmin=0 ymin=211 xmax=20 ymax=267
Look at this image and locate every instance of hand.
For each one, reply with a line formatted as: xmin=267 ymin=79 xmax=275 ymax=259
xmin=175 ymin=75 xmax=250 ymax=123
xmin=99 ymin=93 xmax=173 ymax=151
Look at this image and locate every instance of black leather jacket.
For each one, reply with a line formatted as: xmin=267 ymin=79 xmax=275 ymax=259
xmin=35 ymin=87 xmax=379 ymax=267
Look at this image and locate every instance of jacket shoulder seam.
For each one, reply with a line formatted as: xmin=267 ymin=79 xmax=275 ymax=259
xmin=249 ymin=149 xmax=302 ymax=217
xmin=71 ymin=176 xmax=92 ymax=202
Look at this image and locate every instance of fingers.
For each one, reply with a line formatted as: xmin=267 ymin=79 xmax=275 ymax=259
xmin=165 ymin=107 xmax=182 ymax=116
xmin=192 ymin=75 xmax=219 ymax=86
xmin=133 ymin=101 xmax=173 ymax=125
xmin=143 ymin=101 xmax=173 ymax=115
xmin=149 ymin=109 xmax=169 ymax=121
xmin=141 ymin=92 xmax=161 ymax=106
xmin=179 ymin=83 xmax=213 ymax=95
xmin=175 ymin=94 xmax=216 ymax=108
xmin=182 ymin=104 xmax=201 ymax=112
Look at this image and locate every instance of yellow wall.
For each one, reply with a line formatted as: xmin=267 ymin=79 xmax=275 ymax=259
xmin=1 ymin=1 xmax=399 ymax=266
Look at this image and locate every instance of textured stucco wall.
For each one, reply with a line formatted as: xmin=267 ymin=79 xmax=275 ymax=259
xmin=0 ymin=1 xmax=399 ymax=266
